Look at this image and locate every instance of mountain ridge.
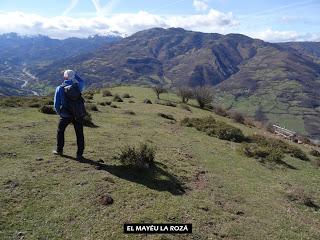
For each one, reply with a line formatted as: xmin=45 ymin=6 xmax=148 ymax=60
xmin=0 ymin=28 xmax=319 ymax=139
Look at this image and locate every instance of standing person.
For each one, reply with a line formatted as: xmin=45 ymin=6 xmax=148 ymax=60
xmin=53 ymin=70 xmax=86 ymax=160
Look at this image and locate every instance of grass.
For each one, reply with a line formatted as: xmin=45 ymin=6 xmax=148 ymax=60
xmin=0 ymin=86 xmax=319 ymax=240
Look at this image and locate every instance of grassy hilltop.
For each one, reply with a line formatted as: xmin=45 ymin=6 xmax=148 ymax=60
xmin=0 ymin=86 xmax=320 ymax=239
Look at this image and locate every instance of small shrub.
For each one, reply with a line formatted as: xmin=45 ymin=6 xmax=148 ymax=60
xmin=102 ymin=89 xmax=113 ymax=97
xmin=83 ymin=92 xmax=94 ymax=100
xmin=158 ymin=113 xmax=176 ymax=121
xmin=177 ymin=87 xmax=193 ymax=103
xmin=206 ymin=104 xmax=214 ymax=111
xmin=39 ymin=105 xmax=56 ymax=115
xmin=129 ymin=100 xmax=135 ymax=103
xmin=143 ymin=99 xmax=152 ymax=104
xmin=85 ymin=103 xmax=99 ymax=112
xmin=266 ymin=149 xmax=285 ymax=163
xmin=28 ymin=103 xmax=41 ymax=108
xmin=229 ymin=111 xmax=245 ymax=124
xmin=193 ymin=87 xmax=213 ymax=109
xmin=181 ymin=116 xmax=245 ymax=142
xmin=290 ymin=147 xmax=309 ymax=161
xmin=240 ymin=143 xmax=284 ymax=164
xmin=118 ymin=143 xmax=155 ymax=169
xmin=152 ymin=85 xmax=167 ymax=99
xmin=213 ymin=124 xmax=246 ymax=142
xmin=248 ymin=134 xmax=309 ymax=161
xmin=113 ymin=94 xmax=123 ymax=102
xmin=83 ymin=111 xmax=97 ymax=128
xmin=123 ymin=110 xmax=136 ymax=115
xmin=122 ymin=93 xmax=131 ymax=98
xmin=99 ymin=101 xmax=112 ymax=106
xmin=110 ymin=104 xmax=119 ymax=108
xmin=179 ymin=103 xmax=191 ymax=112
xmin=213 ymin=105 xmax=227 ymax=117
xmin=155 ymin=99 xmax=176 ymax=107
xmin=310 ymin=149 xmax=320 ymax=157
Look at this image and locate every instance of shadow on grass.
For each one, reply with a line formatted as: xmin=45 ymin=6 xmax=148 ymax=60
xmin=62 ymin=155 xmax=186 ymax=195
xmin=260 ymin=159 xmax=298 ymax=170
xmin=277 ymin=160 xmax=298 ymax=170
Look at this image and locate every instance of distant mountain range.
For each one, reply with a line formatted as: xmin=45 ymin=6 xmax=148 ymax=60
xmin=0 ymin=33 xmax=121 ymax=95
xmin=0 ymin=28 xmax=319 ymax=140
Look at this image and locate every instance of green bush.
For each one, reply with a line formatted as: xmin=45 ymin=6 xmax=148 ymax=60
xmin=83 ymin=111 xmax=97 ymax=128
xmin=290 ymin=148 xmax=309 ymax=161
xmin=39 ymin=105 xmax=56 ymax=115
xmin=158 ymin=113 xmax=176 ymax=121
xmin=0 ymin=96 xmax=53 ymax=108
xmin=83 ymin=91 xmax=94 ymax=100
xmin=99 ymin=101 xmax=112 ymax=106
xmin=143 ymin=99 xmax=152 ymax=104
xmin=110 ymin=104 xmax=119 ymax=108
xmin=122 ymin=93 xmax=131 ymax=98
xmin=113 ymin=94 xmax=123 ymax=102
xmin=240 ymin=143 xmax=284 ymax=164
xmin=214 ymin=124 xmax=246 ymax=142
xmin=248 ymin=135 xmax=309 ymax=161
xmin=85 ymin=103 xmax=99 ymax=111
xmin=181 ymin=116 xmax=245 ymax=142
xmin=118 ymin=143 xmax=155 ymax=169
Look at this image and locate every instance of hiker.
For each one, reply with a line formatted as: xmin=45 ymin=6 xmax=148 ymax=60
xmin=53 ymin=70 xmax=86 ymax=160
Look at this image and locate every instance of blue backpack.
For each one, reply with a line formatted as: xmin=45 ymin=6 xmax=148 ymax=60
xmin=62 ymin=83 xmax=86 ymax=119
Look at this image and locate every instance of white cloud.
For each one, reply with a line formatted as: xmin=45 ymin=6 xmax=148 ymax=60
xmin=0 ymin=10 xmax=237 ymax=39
xmin=2 ymin=11 xmax=318 ymax=42
xmin=251 ymin=28 xmax=320 ymax=42
xmin=193 ymin=0 xmax=209 ymax=12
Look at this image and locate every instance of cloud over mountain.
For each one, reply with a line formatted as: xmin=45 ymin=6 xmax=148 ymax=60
xmin=252 ymin=28 xmax=320 ymax=42
xmin=0 ymin=10 xmax=237 ymax=39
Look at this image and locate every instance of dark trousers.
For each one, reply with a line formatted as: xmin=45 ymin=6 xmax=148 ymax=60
xmin=57 ymin=117 xmax=84 ymax=156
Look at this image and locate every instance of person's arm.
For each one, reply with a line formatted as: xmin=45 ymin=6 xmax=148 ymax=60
xmin=54 ymin=86 xmax=62 ymax=114
xmin=75 ymin=74 xmax=85 ymax=92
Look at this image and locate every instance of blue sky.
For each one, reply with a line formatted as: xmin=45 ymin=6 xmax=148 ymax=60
xmin=0 ymin=0 xmax=319 ymax=42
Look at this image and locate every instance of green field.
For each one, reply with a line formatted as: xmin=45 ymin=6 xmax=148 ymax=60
xmin=1 ymin=86 xmax=319 ymax=239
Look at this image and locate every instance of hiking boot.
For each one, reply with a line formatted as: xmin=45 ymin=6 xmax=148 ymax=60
xmin=53 ymin=150 xmax=63 ymax=156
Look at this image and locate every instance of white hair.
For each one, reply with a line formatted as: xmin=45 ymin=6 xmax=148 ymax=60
xmin=63 ymin=69 xmax=75 ymax=80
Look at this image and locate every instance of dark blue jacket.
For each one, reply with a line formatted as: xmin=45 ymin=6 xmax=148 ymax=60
xmin=54 ymin=74 xmax=84 ymax=118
